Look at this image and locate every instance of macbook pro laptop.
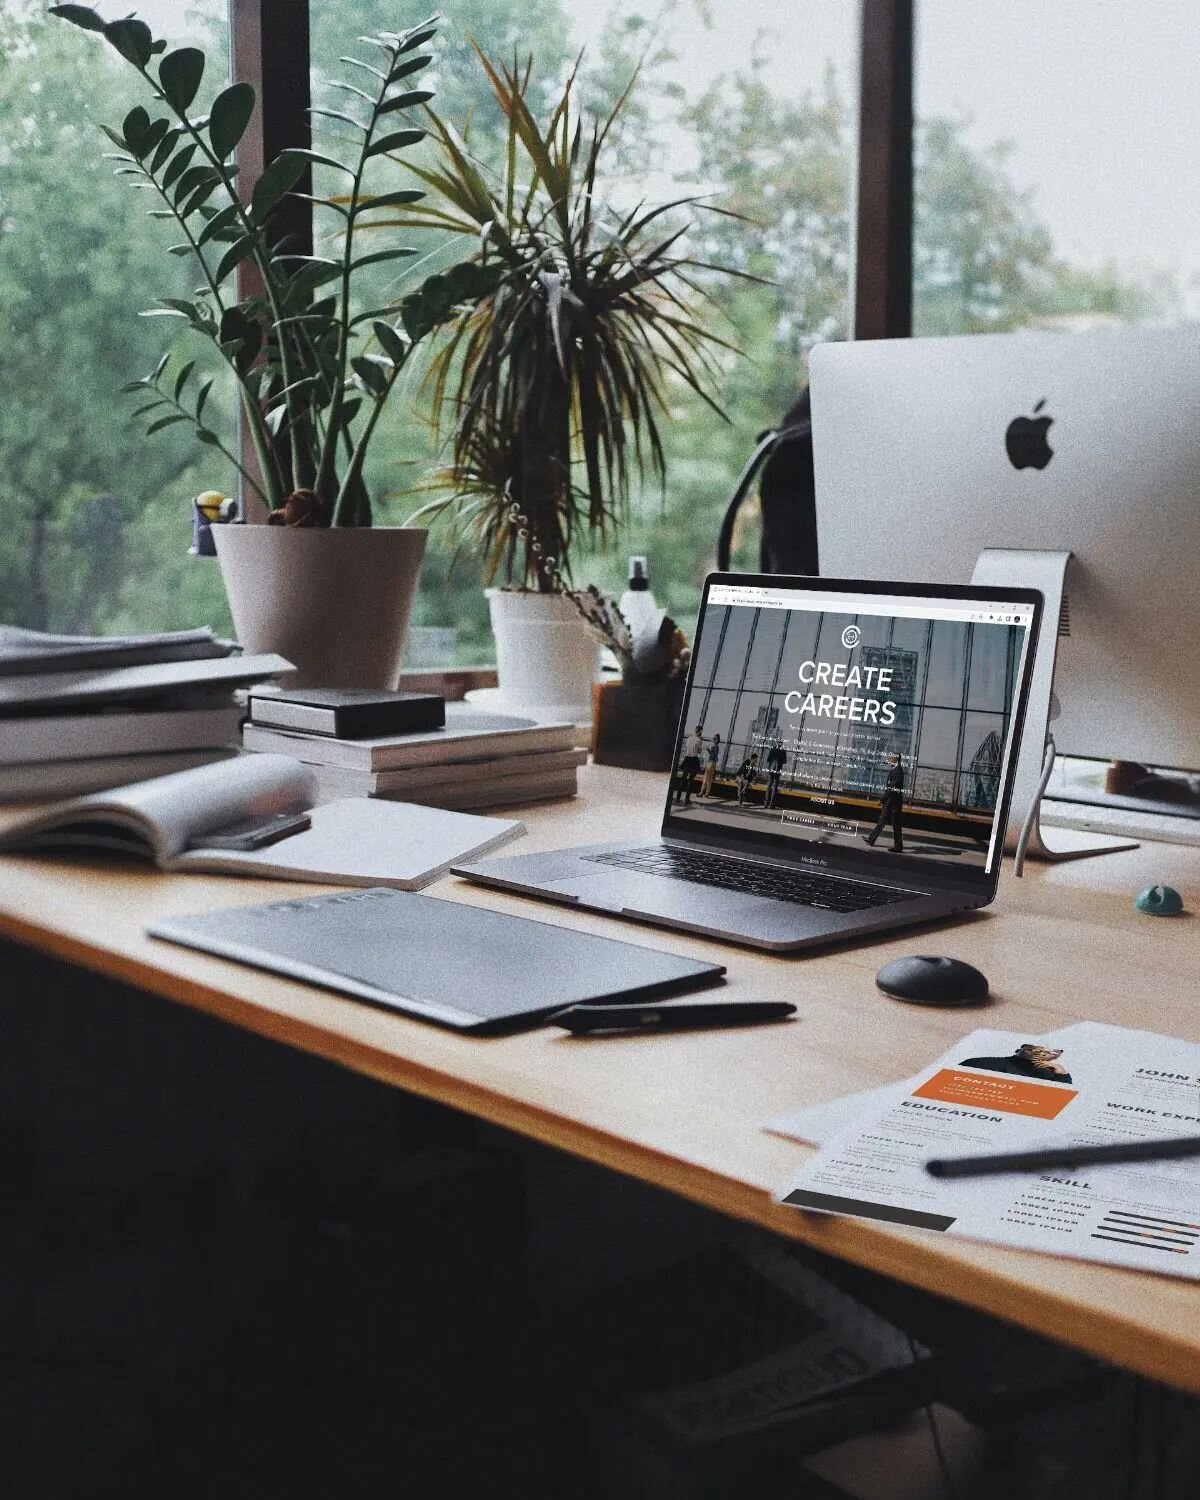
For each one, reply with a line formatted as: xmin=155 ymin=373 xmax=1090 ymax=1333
xmin=455 ymin=575 xmax=1042 ymax=952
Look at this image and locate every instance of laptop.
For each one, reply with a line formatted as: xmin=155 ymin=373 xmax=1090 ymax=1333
xmin=454 ymin=574 xmax=1042 ymax=952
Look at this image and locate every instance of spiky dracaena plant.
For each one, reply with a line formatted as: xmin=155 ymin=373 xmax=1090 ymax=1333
xmin=51 ymin=6 xmax=499 ymax=525
xmin=398 ymin=48 xmax=747 ymax=588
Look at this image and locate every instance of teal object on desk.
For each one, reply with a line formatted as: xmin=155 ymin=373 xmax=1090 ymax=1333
xmin=1135 ymin=884 xmax=1184 ymax=917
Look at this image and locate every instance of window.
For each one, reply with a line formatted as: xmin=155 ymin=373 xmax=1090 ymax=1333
xmin=308 ymin=0 xmax=858 ymax=663
xmin=0 ymin=1 xmax=233 ymax=633
xmin=50 ymin=4 xmax=1184 ymax=663
xmin=915 ymin=0 xmax=1200 ymax=335
xmin=579 ymin=3 xmax=859 ymax=627
xmin=11 ymin=1 xmax=860 ymax=655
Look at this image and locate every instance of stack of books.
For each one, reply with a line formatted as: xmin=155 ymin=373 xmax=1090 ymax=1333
xmin=243 ymin=699 xmax=587 ymax=810
xmin=0 ymin=626 xmax=292 ymax=801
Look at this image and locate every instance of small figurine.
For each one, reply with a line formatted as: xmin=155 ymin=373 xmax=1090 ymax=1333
xmin=190 ymin=491 xmax=236 ymax=556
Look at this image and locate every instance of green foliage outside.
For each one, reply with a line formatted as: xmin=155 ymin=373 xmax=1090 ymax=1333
xmin=0 ymin=2 xmax=235 ymax=632
xmin=0 ymin=1 xmax=1172 ymax=654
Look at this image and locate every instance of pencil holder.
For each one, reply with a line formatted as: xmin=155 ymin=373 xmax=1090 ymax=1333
xmin=592 ymin=676 xmax=686 ymax=772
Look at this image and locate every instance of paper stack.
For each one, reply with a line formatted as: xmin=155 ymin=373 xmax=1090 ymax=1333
xmin=243 ymin=702 xmax=587 ymax=810
xmin=0 ymin=626 xmax=292 ymax=801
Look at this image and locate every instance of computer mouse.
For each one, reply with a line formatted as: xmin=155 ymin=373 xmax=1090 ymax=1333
xmin=876 ymin=955 xmax=990 ymax=1007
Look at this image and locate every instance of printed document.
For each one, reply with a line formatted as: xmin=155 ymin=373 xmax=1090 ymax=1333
xmin=776 ymin=1022 xmax=1200 ymax=1278
xmin=768 ymin=1022 xmax=1088 ymax=1148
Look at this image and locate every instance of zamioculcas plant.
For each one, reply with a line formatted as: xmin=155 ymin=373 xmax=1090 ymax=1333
xmin=400 ymin=47 xmax=748 ymax=587
xmin=51 ymin=6 xmax=499 ymax=526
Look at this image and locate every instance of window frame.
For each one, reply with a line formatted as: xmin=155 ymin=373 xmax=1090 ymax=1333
xmin=856 ymin=0 xmax=914 ymax=339
xmin=229 ymin=0 xmax=314 ymax=519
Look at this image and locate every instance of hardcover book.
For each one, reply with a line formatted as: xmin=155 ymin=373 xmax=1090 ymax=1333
xmin=248 ymin=688 xmax=445 ymax=739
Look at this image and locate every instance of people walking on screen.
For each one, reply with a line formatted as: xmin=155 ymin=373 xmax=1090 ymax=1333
xmin=764 ymin=741 xmax=788 ymax=809
xmin=865 ymin=752 xmax=905 ymax=852
xmin=736 ymin=752 xmax=760 ymax=806
xmin=674 ymin=724 xmax=706 ymax=808
xmin=959 ymin=1043 xmax=1073 ymax=1085
xmin=701 ymin=732 xmax=722 ymax=798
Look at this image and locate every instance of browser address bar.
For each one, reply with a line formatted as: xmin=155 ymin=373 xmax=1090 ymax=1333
xmin=707 ymin=588 xmax=1034 ymax=624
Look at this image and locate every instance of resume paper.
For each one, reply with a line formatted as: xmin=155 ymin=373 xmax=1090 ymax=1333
xmin=775 ymin=1022 xmax=1200 ymax=1278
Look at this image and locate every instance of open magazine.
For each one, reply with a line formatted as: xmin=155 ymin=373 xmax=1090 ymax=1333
xmin=0 ymin=754 xmax=524 ymax=889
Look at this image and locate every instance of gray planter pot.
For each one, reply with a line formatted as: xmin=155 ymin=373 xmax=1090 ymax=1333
xmin=214 ymin=525 xmax=426 ymax=689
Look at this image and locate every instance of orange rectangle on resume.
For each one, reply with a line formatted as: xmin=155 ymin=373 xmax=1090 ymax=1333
xmin=913 ymin=1068 xmax=1078 ymax=1119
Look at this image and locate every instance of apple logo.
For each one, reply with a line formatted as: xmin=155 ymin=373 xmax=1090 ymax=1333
xmin=1005 ymin=399 xmax=1054 ymax=471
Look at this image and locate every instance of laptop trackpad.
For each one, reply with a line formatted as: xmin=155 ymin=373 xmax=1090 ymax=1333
xmin=549 ymin=867 xmax=770 ymax=925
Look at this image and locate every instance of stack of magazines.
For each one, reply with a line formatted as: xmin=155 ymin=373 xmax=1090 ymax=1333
xmin=243 ymin=702 xmax=587 ymax=811
xmin=0 ymin=626 xmax=292 ymax=801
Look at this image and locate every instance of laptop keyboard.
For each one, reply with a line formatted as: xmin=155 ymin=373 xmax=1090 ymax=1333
xmin=582 ymin=846 xmax=916 ymax=913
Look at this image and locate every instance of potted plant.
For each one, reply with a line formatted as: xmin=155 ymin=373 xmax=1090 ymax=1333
xmin=401 ymin=47 xmax=738 ymax=719
xmin=51 ymin=6 xmax=496 ymax=687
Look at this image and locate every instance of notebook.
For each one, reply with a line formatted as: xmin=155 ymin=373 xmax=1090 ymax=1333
xmin=148 ymin=886 xmax=727 ymax=1033
xmin=0 ymin=754 xmax=524 ymax=890
xmin=0 ymin=703 xmax=245 ymax=765
xmin=0 ymin=652 xmax=292 ymax=715
xmin=0 ymin=625 xmax=232 ymax=676
xmin=307 ymin=747 xmax=589 ymax=798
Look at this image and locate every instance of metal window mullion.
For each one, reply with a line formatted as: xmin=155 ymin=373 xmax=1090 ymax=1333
xmin=854 ymin=0 xmax=914 ymax=340
xmin=228 ymin=0 xmax=314 ymax=519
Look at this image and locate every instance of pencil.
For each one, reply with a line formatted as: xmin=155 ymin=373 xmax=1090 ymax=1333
xmin=926 ymin=1134 xmax=1200 ymax=1179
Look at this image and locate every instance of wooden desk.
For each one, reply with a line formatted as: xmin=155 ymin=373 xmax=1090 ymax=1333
xmin=1 ymin=764 xmax=1197 ymax=1392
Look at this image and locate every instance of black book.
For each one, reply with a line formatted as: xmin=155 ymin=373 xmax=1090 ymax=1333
xmin=248 ymin=688 xmax=445 ymax=739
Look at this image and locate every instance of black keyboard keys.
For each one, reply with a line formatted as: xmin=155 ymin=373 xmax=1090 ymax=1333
xmin=582 ymin=846 xmax=914 ymax=912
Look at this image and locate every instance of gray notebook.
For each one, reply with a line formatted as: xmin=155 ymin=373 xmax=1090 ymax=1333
xmin=148 ymin=887 xmax=726 ymax=1033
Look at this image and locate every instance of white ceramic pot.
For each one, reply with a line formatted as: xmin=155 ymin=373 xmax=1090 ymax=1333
xmin=214 ymin=525 xmax=426 ymax=689
xmin=486 ymin=588 xmax=600 ymax=722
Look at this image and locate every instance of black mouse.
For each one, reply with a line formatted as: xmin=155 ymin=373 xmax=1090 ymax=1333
xmin=876 ymin=955 xmax=990 ymax=1007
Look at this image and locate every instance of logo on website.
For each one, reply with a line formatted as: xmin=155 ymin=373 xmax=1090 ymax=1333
xmin=841 ymin=624 xmax=861 ymax=649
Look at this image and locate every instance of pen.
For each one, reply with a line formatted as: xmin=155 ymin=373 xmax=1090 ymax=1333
xmin=550 ymin=1000 xmax=796 ymax=1035
xmin=926 ymin=1134 xmax=1200 ymax=1179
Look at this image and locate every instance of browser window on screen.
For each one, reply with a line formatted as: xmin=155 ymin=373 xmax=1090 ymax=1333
xmin=668 ymin=585 xmax=1035 ymax=874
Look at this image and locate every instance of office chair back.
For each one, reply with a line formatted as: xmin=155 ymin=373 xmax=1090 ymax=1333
xmin=715 ymin=388 xmax=818 ymax=575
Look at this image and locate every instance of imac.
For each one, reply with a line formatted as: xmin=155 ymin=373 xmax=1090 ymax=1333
xmin=808 ymin=325 xmax=1200 ymax=851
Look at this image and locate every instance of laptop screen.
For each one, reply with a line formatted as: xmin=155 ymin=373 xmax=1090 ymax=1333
xmin=665 ymin=581 xmax=1036 ymax=878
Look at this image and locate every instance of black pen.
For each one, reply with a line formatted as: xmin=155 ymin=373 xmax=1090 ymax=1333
xmin=927 ymin=1134 xmax=1200 ymax=1179
xmin=550 ymin=1000 xmax=796 ymax=1036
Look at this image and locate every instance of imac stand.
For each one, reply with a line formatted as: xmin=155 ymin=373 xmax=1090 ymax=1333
xmin=970 ymin=548 xmax=1138 ymax=875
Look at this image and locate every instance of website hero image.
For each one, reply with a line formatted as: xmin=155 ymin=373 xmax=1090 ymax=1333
xmin=670 ymin=588 xmax=1031 ymax=869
